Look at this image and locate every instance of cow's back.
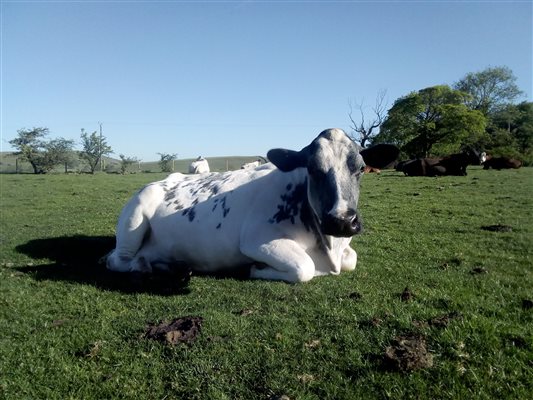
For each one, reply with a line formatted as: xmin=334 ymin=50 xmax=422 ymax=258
xmin=139 ymin=165 xmax=283 ymax=271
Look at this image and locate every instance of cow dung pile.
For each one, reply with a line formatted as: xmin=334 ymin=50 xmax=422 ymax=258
xmin=143 ymin=316 xmax=203 ymax=345
xmin=481 ymin=224 xmax=513 ymax=232
xmin=383 ymin=334 xmax=433 ymax=372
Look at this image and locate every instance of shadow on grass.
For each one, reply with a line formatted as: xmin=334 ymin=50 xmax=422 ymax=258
xmin=15 ymin=235 xmax=193 ymax=295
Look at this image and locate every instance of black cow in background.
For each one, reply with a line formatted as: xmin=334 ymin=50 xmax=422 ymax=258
xmin=396 ymin=149 xmax=486 ymax=177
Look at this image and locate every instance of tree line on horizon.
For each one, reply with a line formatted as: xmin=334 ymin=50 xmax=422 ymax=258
xmin=8 ymin=66 xmax=533 ymax=174
xmin=351 ymin=66 xmax=532 ymax=163
xmin=6 ymin=127 xmax=179 ymax=174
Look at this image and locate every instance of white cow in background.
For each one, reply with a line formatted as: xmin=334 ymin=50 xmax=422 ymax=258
xmin=106 ymin=129 xmax=399 ymax=283
xmin=241 ymin=160 xmax=261 ymax=169
xmin=189 ymin=157 xmax=210 ymax=174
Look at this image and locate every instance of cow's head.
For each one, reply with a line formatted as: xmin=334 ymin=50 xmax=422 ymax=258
xmin=462 ymin=147 xmax=487 ymax=165
xmin=268 ymin=128 xmax=399 ymax=237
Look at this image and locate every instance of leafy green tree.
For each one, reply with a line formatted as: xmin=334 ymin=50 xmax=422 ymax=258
xmin=488 ymin=101 xmax=533 ymax=160
xmin=118 ymin=154 xmax=139 ymax=174
xmin=42 ymin=138 xmax=77 ymax=173
xmin=375 ymin=85 xmax=487 ymax=157
xmin=158 ymin=153 xmax=177 ymax=173
xmin=454 ymin=66 xmax=523 ymax=116
xmin=9 ymin=127 xmax=74 ymax=173
xmin=79 ymin=129 xmax=113 ymax=174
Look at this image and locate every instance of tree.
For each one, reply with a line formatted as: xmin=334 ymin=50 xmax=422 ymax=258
xmin=158 ymin=153 xmax=177 ymax=173
xmin=348 ymin=89 xmax=387 ymax=147
xmin=375 ymin=85 xmax=487 ymax=157
xmin=488 ymin=101 xmax=533 ymax=158
xmin=454 ymin=66 xmax=523 ymax=116
xmin=9 ymin=127 xmax=74 ymax=174
xmin=43 ymin=138 xmax=77 ymax=173
xmin=79 ymin=129 xmax=113 ymax=174
xmin=118 ymin=154 xmax=139 ymax=174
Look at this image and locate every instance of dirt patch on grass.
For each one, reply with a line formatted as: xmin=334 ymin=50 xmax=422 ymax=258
xmin=348 ymin=291 xmax=363 ymax=301
xmin=144 ymin=316 xmax=203 ymax=345
xmin=383 ymin=334 xmax=433 ymax=372
xmin=522 ymin=299 xmax=533 ymax=310
xmin=400 ymin=287 xmax=415 ymax=302
xmin=481 ymin=224 xmax=513 ymax=232
xmin=470 ymin=267 xmax=488 ymax=275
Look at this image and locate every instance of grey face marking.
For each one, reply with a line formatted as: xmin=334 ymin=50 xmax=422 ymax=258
xmin=304 ymin=130 xmax=364 ymax=237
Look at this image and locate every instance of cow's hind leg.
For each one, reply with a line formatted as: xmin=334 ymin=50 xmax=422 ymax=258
xmin=106 ymin=197 xmax=152 ymax=273
xmin=242 ymin=239 xmax=315 ymax=283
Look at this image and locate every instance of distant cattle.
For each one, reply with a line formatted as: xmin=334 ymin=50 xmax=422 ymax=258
xmin=241 ymin=160 xmax=261 ymax=170
xmin=105 ymin=128 xmax=399 ymax=283
xmin=397 ymin=149 xmax=486 ymax=177
xmin=483 ymin=156 xmax=522 ymax=170
xmin=363 ymin=165 xmax=381 ymax=174
xmin=188 ymin=157 xmax=210 ymax=174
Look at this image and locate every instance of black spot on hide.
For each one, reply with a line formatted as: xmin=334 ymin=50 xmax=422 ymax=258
xmin=173 ymin=200 xmax=184 ymax=211
xmin=269 ymin=181 xmax=307 ymax=225
xmin=182 ymin=207 xmax=196 ymax=222
xmin=221 ymin=196 xmax=230 ymax=218
xmin=164 ymin=191 xmax=176 ymax=202
xmin=188 ymin=208 xmax=196 ymax=222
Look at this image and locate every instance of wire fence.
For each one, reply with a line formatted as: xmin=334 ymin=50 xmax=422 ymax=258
xmin=0 ymin=154 xmax=264 ymax=174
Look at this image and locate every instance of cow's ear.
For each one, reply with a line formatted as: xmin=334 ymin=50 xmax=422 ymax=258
xmin=360 ymin=144 xmax=400 ymax=169
xmin=267 ymin=148 xmax=308 ymax=172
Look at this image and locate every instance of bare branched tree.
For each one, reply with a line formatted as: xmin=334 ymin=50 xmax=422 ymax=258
xmin=349 ymin=89 xmax=388 ymax=148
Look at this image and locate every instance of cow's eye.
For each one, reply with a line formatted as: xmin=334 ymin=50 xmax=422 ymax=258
xmin=347 ymin=156 xmax=358 ymax=174
xmin=360 ymin=165 xmax=366 ymax=174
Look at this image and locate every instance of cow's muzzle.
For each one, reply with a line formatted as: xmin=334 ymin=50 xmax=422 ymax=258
xmin=322 ymin=210 xmax=362 ymax=237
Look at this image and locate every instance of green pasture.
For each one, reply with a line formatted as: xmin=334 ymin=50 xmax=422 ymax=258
xmin=0 ymin=167 xmax=532 ymax=399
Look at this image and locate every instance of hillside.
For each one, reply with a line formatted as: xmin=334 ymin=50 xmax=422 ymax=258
xmin=0 ymin=152 xmax=265 ymax=174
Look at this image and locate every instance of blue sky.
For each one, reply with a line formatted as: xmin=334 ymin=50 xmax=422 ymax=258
xmin=2 ymin=0 xmax=532 ymax=161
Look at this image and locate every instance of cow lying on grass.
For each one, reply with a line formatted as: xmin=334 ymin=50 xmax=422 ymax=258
xmin=397 ymin=149 xmax=486 ymax=177
xmin=483 ymin=156 xmax=522 ymax=170
xmin=106 ymin=129 xmax=399 ymax=282
xmin=188 ymin=157 xmax=210 ymax=174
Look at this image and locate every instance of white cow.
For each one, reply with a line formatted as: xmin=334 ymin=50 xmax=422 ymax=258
xmin=188 ymin=157 xmax=210 ymax=174
xmin=241 ymin=160 xmax=261 ymax=169
xmin=106 ymin=129 xmax=398 ymax=283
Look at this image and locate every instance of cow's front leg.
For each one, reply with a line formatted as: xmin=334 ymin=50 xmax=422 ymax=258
xmin=241 ymin=239 xmax=315 ymax=283
xmin=341 ymin=246 xmax=357 ymax=271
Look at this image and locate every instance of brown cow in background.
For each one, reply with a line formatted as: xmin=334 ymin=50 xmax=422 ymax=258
xmin=483 ymin=156 xmax=522 ymax=170
xmin=396 ymin=149 xmax=486 ymax=177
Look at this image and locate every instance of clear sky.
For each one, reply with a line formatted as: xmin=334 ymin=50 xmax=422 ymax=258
xmin=2 ymin=0 xmax=532 ymax=161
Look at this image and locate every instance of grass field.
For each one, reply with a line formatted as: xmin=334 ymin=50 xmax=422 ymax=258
xmin=0 ymin=167 xmax=532 ymax=399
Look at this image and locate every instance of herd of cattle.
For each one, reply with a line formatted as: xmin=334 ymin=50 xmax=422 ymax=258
xmin=105 ymin=129 xmax=523 ymax=283
xmin=394 ymin=150 xmax=522 ymax=176
xmin=188 ymin=150 xmax=522 ymax=177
